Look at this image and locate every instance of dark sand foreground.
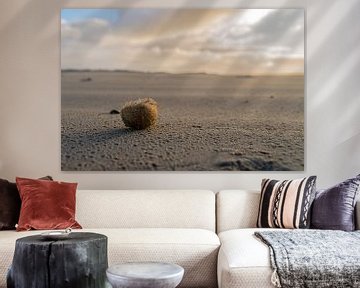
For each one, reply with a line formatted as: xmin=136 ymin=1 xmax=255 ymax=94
xmin=61 ymin=71 xmax=304 ymax=171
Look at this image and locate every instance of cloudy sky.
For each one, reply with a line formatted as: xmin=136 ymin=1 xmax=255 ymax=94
xmin=61 ymin=9 xmax=304 ymax=75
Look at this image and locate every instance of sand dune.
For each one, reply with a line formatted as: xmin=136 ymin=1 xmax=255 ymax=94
xmin=61 ymin=71 xmax=304 ymax=171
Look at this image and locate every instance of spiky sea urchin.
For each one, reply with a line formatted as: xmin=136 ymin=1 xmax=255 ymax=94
xmin=121 ymin=98 xmax=158 ymax=130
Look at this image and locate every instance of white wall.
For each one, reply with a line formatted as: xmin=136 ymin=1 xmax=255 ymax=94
xmin=0 ymin=0 xmax=359 ymax=190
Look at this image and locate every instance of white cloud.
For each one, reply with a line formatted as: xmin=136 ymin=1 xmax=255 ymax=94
xmin=61 ymin=9 xmax=304 ymax=75
xmin=237 ymin=9 xmax=274 ymax=25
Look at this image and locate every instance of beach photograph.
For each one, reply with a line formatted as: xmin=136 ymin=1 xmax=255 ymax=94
xmin=61 ymin=8 xmax=304 ymax=171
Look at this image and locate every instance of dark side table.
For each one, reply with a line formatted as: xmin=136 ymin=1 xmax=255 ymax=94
xmin=7 ymin=232 xmax=108 ymax=288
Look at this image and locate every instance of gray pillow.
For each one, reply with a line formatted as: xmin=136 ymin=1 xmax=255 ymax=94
xmin=311 ymin=174 xmax=360 ymax=231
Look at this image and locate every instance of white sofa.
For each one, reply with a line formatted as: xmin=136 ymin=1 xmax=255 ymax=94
xmin=1 ymin=189 xmax=359 ymax=288
xmin=216 ymin=190 xmax=273 ymax=288
xmin=0 ymin=190 xmax=219 ymax=288
xmin=216 ymin=190 xmax=360 ymax=288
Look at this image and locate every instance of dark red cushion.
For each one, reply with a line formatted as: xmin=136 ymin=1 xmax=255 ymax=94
xmin=0 ymin=176 xmax=53 ymax=230
xmin=16 ymin=177 xmax=82 ymax=231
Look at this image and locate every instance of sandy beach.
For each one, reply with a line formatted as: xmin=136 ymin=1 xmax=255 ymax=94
xmin=61 ymin=71 xmax=304 ymax=171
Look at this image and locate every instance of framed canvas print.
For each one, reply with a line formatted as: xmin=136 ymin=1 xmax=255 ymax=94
xmin=61 ymin=8 xmax=304 ymax=171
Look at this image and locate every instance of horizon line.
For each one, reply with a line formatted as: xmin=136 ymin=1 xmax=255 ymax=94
xmin=61 ymin=69 xmax=304 ymax=77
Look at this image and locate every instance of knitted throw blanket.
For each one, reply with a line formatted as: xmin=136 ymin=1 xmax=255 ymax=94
xmin=255 ymin=230 xmax=360 ymax=288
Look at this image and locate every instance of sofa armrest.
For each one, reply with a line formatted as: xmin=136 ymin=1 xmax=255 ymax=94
xmin=356 ymin=201 xmax=360 ymax=230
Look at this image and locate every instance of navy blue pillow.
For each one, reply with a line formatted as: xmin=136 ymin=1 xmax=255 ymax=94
xmin=311 ymin=174 xmax=360 ymax=231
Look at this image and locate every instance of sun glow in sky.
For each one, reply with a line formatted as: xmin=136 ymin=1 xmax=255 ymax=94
xmin=61 ymin=8 xmax=304 ymax=75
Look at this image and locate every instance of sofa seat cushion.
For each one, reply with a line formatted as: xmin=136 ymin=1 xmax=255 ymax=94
xmin=0 ymin=228 xmax=219 ymax=288
xmin=102 ymin=228 xmax=220 ymax=288
xmin=218 ymin=228 xmax=282 ymax=288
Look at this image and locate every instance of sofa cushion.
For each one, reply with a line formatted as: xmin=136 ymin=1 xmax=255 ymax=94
xmin=0 ymin=228 xmax=220 ymax=288
xmin=218 ymin=228 xmax=280 ymax=288
xmin=216 ymin=190 xmax=260 ymax=233
xmin=257 ymin=177 xmax=317 ymax=229
xmin=311 ymin=174 xmax=360 ymax=231
xmin=16 ymin=177 xmax=82 ymax=231
xmin=0 ymin=176 xmax=53 ymax=230
xmin=76 ymin=190 xmax=216 ymax=231
xmin=0 ymin=179 xmax=20 ymax=231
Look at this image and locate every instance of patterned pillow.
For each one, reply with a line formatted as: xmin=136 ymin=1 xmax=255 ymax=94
xmin=257 ymin=176 xmax=317 ymax=229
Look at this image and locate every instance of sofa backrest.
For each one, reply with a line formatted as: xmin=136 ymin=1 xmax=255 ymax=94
xmin=76 ymin=190 xmax=216 ymax=231
xmin=216 ymin=190 xmax=260 ymax=233
xmin=217 ymin=190 xmax=360 ymax=232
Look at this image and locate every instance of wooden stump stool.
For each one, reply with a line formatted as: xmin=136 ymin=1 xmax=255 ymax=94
xmin=7 ymin=232 xmax=108 ymax=288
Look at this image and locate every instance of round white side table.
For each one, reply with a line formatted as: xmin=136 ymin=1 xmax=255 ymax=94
xmin=106 ymin=262 xmax=184 ymax=288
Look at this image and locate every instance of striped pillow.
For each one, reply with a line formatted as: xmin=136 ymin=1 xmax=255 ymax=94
xmin=257 ymin=176 xmax=317 ymax=229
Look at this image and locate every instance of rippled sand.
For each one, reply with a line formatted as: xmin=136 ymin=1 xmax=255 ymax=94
xmin=61 ymin=71 xmax=304 ymax=171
